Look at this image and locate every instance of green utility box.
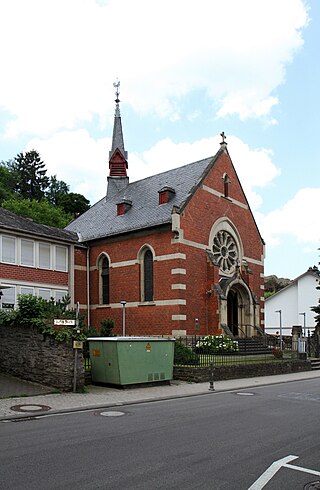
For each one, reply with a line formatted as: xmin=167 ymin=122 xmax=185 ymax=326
xmin=87 ymin=337 xmax=175 ymax=386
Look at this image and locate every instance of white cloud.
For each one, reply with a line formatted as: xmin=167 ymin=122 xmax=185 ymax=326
xmin=0 ymin=0 xmax=309 ymax=136
xmin=26 ymin=131 xmax=280 ymax=212
xmin=257 ymin=188 xmax=320 ymax=247
xmin=26 ymin=130 xmax=110 ymax=204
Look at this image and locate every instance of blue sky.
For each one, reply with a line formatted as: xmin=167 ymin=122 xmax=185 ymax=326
xmin=0 ymin=0 xmax=319 ymax=280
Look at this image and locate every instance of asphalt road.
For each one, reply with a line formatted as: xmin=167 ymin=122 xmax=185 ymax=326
xmin=1 ymin=379 xmax=320 ymax=489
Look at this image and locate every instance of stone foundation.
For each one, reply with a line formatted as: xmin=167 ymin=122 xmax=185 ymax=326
xmin=0 ymin=324 xmax=84 ymax=392
xmin=173 ymin=360 xmax=311 ymax=383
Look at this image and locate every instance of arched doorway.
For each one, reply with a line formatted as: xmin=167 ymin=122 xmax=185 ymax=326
xmin=227 ymin=290 xmax=239 ymax=336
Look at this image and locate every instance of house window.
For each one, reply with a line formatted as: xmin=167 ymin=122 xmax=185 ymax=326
xmin=55 ymin=246 xmax=68 ymax=272
xmin=21 ymin=239 xmax=35 ymax=267
xmin=20 ymin=286 xmax=34 ymax=296
xmin=39 ymin=243 xmax=51 ymax=269
xmin=101 ymin=256 xmax=110 ymax=304
xmin=1 ymin=286 xmax=16 ymax=310
xmin=143 ymin=249 xmax=154 ymax=302
xmin=55 ymin=290 xmax=67 ymax=302
xmin=39 ymin=288 xmax=51 ymax=301
xmin=2 ymin=236 xmax=16 ymax=264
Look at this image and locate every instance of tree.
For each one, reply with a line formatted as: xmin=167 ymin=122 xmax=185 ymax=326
xmin=2 ymin=198 xmax=73 ymax=228
xmin=0 ymin=163 xmax=17 ymax=204
xmin=59 ymin=192 xmax=90 ymax=217
xmin=311 ymin=260 xmax=320 ymax=328
xmin=45 ymin=175 xmax=69 ymax=206
xmin=9 ymin=150 xmax=49 ymax=201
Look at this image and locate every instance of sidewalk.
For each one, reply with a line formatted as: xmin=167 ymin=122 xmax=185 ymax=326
xmin=1 ymin=370 xmax=319 ymax=421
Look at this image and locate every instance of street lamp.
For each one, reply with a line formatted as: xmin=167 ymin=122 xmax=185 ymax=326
xmin=275 ymin=309 xmax=283 ymax=350
xmin=120 ymin=301 xmax=126 ymax=336
xmin=299 ymin=312 xmax=306 ymax=337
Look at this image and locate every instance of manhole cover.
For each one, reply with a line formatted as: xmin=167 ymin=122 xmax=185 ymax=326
xmin=99 ymin=411 xmax=126 ymax=417
xmin=10 ymin=404 xmax=51 ymax=413
xmin=236 ymin=392 xmax=255 ymax=396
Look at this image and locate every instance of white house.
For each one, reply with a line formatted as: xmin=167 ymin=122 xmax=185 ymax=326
xmin=265 ymin=266 xmax=320 ymax=336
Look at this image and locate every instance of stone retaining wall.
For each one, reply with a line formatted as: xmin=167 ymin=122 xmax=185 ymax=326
xmin=173 ymin=360 xmax=311 ymax=383
xmin=0 ymin=324 xmax=84 ymax=392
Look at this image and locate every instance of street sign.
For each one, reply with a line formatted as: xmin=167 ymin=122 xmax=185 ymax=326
xmin=73 ymin=341 xmax=83 ymax=349
xmin=54 ymin=319 xmax=76 ymax=326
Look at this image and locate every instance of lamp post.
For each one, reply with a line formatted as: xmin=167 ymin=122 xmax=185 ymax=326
xmin=299 ymin=312 xmax=306 ymax=337
xmin=121 ymin=301 xmax=126 ymax=336
xmin=275 ymin=309 xmax=283 ymax=350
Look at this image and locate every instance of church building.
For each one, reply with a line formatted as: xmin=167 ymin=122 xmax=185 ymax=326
xmin=67 ymin=87 xmax=265 ymax=337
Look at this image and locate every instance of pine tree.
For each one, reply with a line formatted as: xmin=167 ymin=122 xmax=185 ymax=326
xmin=9 ymin=150 xmax=49 ymax=201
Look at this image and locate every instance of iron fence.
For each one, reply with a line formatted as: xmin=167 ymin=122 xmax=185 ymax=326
xmin=174 ymin=335 xmax=292 ymax=367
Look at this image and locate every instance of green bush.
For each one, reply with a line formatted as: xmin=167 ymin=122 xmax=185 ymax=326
xmin=100 ymin=318 xmax=115 ymax=337
xmin=174 ymin=341 xmax=199 ymax=365
xmin=196 ymin=335 xmax=239 ymax=353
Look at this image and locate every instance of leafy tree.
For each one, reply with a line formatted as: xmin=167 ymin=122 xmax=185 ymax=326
xmin=0 ymin=164 xmax=17 ymax=203
xmin=59 ymin=192 xmax=90 ymax=217
xmin=2 ymin=198 xmax=73 ymax=228
xmin=45 ymin=175 xmax=69 ymax=206
xmin=8 ymin=150 xmax=49 ymax=201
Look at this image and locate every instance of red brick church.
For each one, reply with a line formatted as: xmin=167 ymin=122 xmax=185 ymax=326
xmin=67 ymin=88 xmax=265 ymax=337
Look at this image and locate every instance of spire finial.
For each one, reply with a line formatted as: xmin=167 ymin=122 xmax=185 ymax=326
xmin=113 ymin=79 xmax=120 ymax=103
xmin=220 ymin=131 xmax=227 ymax=144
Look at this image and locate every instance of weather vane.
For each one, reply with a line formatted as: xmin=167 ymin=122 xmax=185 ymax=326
xmin=113 ymin=79 xmax=120 ymax=102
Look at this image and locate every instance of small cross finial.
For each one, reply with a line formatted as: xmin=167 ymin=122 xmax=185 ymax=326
xmin=220 ymin=131 xmax=227 ymax=144
xmin=113 ymin=79 xmax=120 ymax=102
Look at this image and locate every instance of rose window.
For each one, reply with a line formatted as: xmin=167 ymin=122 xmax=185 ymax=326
xmin=212 ymin=231 xmax=238 ymax=274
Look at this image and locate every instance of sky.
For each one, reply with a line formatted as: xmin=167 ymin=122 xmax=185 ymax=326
xmin=0 ymin=0 xmax=319 ymax=280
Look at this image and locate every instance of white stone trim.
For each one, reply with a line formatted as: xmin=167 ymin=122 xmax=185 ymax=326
xmin=260 ymin=284 xmax=265 ymax=290
xmin=74 ymin=265 xmax=87 ymax=271
xmin=260 ymin=296 xmax=265 ymax=302
xmin=244 ymin=256 xmax=264 ymax=266
xmin=171 ymin=268 xmax=186 ymax=275
xmin=171 ymin=284 xmax=186 ymax=290
xmin=172 ymin=314 xmax=187 ymax=321
xmin=111 ymin=259 xmax=138 ymax=268
xmin=260 ymin=272 xmax=265 ymax=278
xmin=155 ymin=299 xmax=186 ymax=306
xmin=202 ymin=184 xmax=248 ymax=209
xmin=155 ymin=253 xmax=186 ymax=261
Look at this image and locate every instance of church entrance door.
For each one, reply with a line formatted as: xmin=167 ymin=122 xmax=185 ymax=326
xmin=227 ymin=290 xmax=239 ymax=336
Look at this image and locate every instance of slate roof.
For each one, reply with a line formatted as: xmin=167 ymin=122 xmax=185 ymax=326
xmin=66 ymin=153 xmax=220 ymax=242
xmin=0 ymin=207 xmax=79 ymax=243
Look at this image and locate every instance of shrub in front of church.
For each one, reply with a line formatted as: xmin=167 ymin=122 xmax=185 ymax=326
xmin=174 ymin=340 xmax=200 ymax=365
xmin=196 ymin=335 xmax=239 ymax=354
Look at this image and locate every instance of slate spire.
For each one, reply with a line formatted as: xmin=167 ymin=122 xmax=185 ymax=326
xmin=107 ymin=81 xmax=129 ymax=198
xmin=109 ymin=80 xmax=128 ymax=177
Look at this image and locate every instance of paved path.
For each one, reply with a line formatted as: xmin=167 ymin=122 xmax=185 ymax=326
xmin=1 ymin=370 xmax=319 ymax=421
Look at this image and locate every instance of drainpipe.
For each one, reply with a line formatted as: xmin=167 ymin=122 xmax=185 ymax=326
xmin=86 ymin=245 xmax=90 ymax=329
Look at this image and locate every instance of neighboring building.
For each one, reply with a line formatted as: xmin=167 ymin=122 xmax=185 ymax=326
xmin=265 ymin=266 xmax=320 ymax=336
xmin=66 ymin=88 xmax=265 ymax=337
xmin=0 ymin=208 xmax=80 ymax=310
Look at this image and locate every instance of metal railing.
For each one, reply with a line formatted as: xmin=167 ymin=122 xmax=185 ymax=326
xmin=174 ymin=335 xmax=292 ymax=367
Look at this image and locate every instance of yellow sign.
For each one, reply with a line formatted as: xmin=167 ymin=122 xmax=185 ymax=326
xmin=92 ymin=349 xmax=101 ymax=357
xmin=146 ymin=343 xmax=151 ymax=352
xmin=73 ymin=341 xmax=83 ymax=349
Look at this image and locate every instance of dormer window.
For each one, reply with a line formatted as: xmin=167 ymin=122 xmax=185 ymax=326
xmin=117 ymin=199 xmax=132 ymax=216
xmin=158 ymin=186 xmax=175 ymax=205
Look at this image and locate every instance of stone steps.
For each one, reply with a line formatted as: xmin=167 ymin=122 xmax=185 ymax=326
xmin=310 ymin=358 xmax=320 ymax=370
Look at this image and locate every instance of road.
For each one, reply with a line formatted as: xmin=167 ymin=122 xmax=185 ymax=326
xmin=1 ymin=379 xmax=320 ymax=489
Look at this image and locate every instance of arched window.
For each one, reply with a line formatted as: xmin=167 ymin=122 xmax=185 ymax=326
xmin=101 ymin=256 xmax=110 ymax=304
xmin=143 ymin=249 xmax=154 ymax=302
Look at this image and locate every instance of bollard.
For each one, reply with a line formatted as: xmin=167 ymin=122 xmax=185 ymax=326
xmin=209 ymin=361 xmax=215 ymax=391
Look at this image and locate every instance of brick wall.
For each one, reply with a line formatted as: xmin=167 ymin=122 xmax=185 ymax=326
xmin=0 ymin=324 xmax=84 ymax=392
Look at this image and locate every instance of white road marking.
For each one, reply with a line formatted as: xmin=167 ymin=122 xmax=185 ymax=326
xmin=283 ymin=463 xmax=320 ymax=477
xmin=248 ymin=455 xmax=298 ymax=490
